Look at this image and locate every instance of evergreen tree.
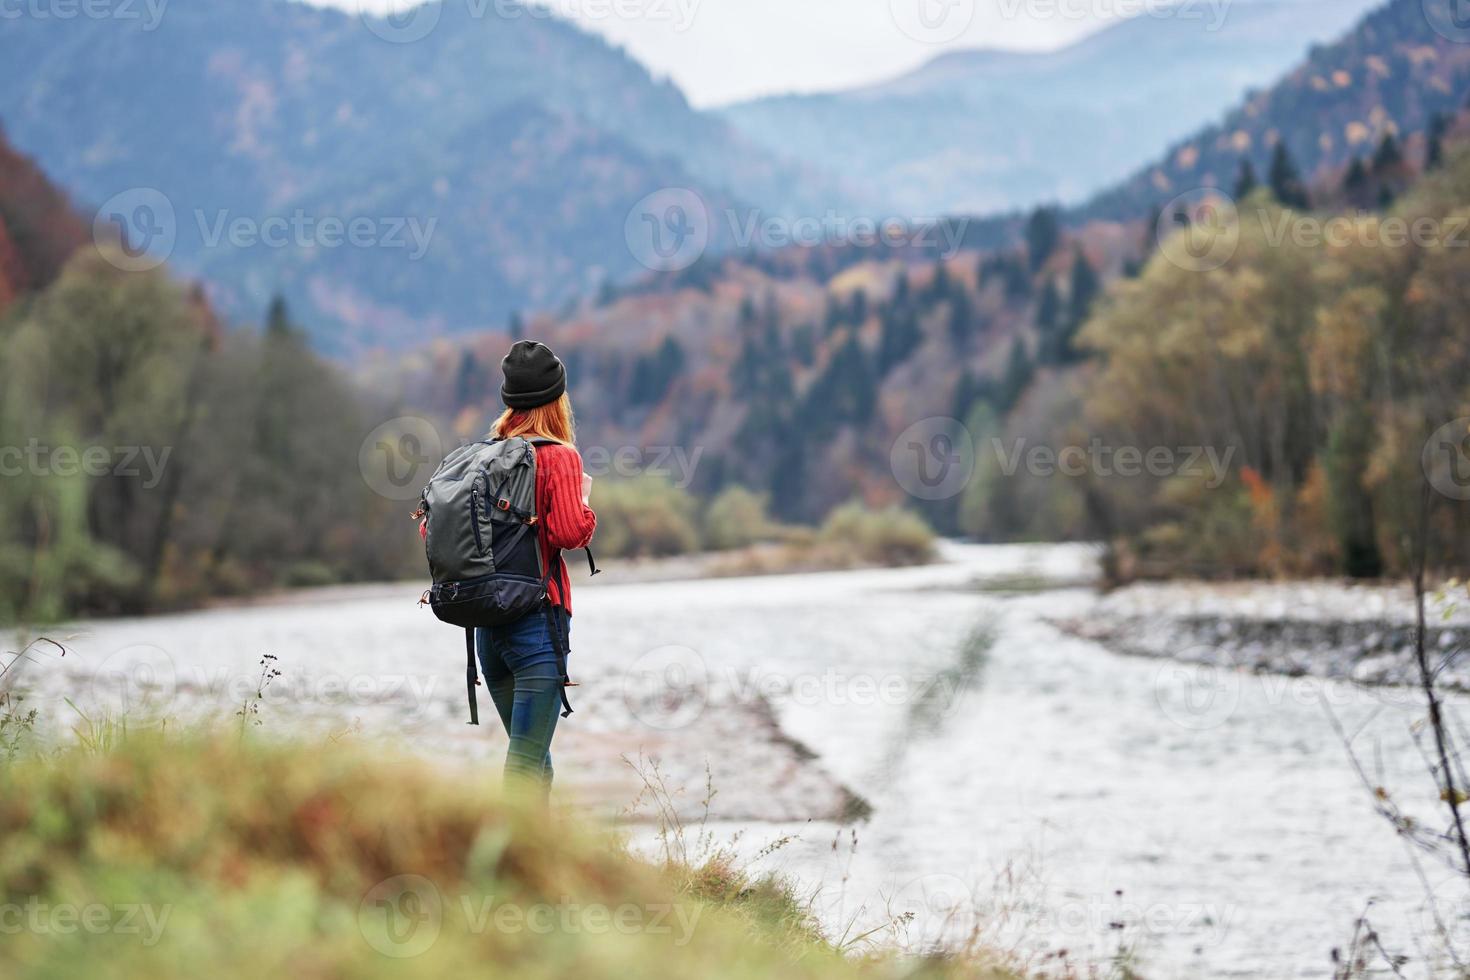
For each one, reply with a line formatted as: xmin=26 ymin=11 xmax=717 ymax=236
xmin=947 ymin=289 xmax=975 ymax=345
xmin=984 ymin=252 xmax=1031 ymax=301
xmin=738 ymin=295 xmax=757 ymax=330
xmin=1342 ymin=156 xmax=1373 ymax=209
xmin=997 ymin=339 xmax=1034 ymax=414
xmin=823 ymin=295 xmax=843 ymax=334
xmin=1268 ymin=142 xmax=1310 ymax=210
xmin=733 ymin=333 xmax=762 ymax=391
xmin=453 ymin=350 xmax=478 ymax=406
xmin=790 ymin=323 xmax=816 ymax=367
xmin=1067 ymin=247 xmax=1099 ymax=330
xmin=265 ymin=294 xmax=295 ymax=340
xmin=1025 ymin=206 xmax=1061 ymax=272
xmin=630 ymin=336 xmax=685 ymax=406
xmin=1233 ymin=158 xmax=1258 ymax=199
xmin=1035 ymin=278 xmax=1062 ymax=339
xmin=1036 ymin=247 xmax=1101 ymax=365
xmin=805 ymin=333 xmax=876 ymax=432
xmin=951 ymin=370 xmax=980 ymax=420
xmin=928 ymin=262 xmax=952 ymax=304
xmin=1371 ymin=132 xmax=1402 ymax=175
xmin=1143 ymin=205 xmax=1163 ymax=254
xmin=879 ymin=305 xmax=921 ymax=371
xmin=1427 ymin=112 xmax=1449 ymax=171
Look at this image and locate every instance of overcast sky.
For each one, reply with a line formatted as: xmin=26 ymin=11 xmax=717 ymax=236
xmin=316 ymin=0 xmax=1118 ymax=106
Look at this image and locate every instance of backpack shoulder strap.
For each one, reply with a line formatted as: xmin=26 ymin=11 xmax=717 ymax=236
xmin=464 ymin=627 xmax=480 ymax=726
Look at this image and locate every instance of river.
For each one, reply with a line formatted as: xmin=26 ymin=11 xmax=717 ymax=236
xmin=15 ymin=542 xmax=1465 ymax=978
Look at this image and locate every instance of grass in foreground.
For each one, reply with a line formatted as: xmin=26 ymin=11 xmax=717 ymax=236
xmin=0 ymin=732 xmax=1024 ymax=980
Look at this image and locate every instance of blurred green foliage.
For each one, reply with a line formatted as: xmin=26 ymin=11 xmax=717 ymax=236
xmin=0 ymin=249 xmax=418 ymax=623
xmin=0 ymin=733 xmax=1022 ymax=980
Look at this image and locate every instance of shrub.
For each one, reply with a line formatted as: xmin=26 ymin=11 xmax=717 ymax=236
xmin=589 ymin=477 xmax=701 ymax=558
xmin=702 ymin=486 xmax=781 ymax=551
xmin=817 ymin=503 xmax=937 ymax=568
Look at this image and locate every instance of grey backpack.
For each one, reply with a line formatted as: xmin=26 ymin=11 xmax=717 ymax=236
xmin=417 ymin=436 xmax=596 ymax=722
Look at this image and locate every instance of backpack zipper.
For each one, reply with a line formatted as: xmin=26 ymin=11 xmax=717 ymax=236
xmin=469 ymin=488 xmax=484 ymax=553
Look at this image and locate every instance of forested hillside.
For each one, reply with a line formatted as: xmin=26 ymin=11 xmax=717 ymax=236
xmin=722 ymin=0 xmax=1380 ymax=216
xmin=0 ymin=0 xmax=837 ymax=353
xmin=1080 ymin=0 xmax=1470 ymax=221
xmin=390 ymin=0 xmax=1470 ymax=579
xmin=0 ymin=131 xmax=418 ymax=621
xmin=0 ymin=127 xmax=88 ymax=309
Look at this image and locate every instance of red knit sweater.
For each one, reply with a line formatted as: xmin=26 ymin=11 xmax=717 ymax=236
xmin=534 ymin=443 xmax=597 ymax=615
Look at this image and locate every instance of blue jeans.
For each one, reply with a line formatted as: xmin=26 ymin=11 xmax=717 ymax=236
xmin=476 ymin=611 xmax=566 ymax=797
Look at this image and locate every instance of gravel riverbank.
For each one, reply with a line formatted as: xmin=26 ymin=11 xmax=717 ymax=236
xmin=1052 ymin=578 xmax=1470 ymax=692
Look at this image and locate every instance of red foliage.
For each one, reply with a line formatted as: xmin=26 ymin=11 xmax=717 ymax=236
xmin=0 ymin=125 xmax=89 ymax=312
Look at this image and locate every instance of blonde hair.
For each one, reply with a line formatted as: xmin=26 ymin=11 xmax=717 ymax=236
xmin=491 ymin=392 xmax=576 ymax=445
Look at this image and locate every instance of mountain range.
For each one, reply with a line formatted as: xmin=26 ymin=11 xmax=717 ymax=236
xmin=0 ymin=0 xmax=1384 ymax=350
xmin=1079 ymin=0 xmax=1470 ymax=220
xmin=719 ymin=0 xmax=1384 ymax=216
xmin=0 ymin=0 xmax=833 ymax=352
xmin=381 ymin=0 xmax=1470 ymax=525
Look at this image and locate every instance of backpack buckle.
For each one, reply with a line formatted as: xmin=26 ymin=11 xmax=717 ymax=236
xmin=496 ymin=497 xmax=511 ymax=511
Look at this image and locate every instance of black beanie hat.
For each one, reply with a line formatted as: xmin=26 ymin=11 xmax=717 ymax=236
xmin=500 ymin=340 xmax=567 ymax=409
